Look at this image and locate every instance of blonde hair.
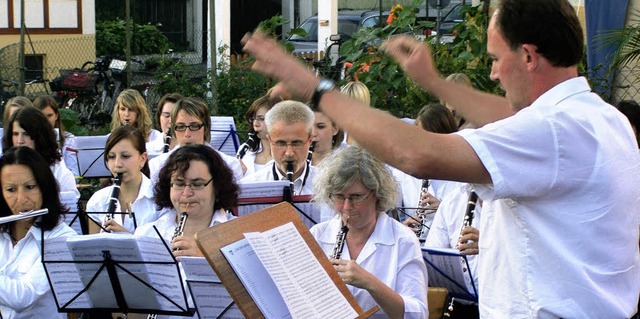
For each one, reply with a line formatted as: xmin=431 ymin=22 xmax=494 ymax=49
xmin=445 ymin=73 xmax=472 ymax=86
xmin=111 ymin=89 xmax=154 ymax=141
xmin=3 ymin=96 xmax=33 ymax=128
xmin=341 ymin=81 xmax=370 ymax=106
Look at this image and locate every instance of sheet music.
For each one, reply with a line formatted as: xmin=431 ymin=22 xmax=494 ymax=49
xmin=43 ymin=236 xmax=93 ymax=308
xmin=221 ymin=239 xmax=291 ymax=319
xmin=421 ymin=247 xmax=477 ymax=301
xmin=181 ymin=257 xmax=243 ymax=319
xmin=62 ymin=213 xmax=83 ymax=235
xmin=43 ymin=233 xmax=188 ymax=312
xmin=244 ymin=222 xmax=358 ymax=319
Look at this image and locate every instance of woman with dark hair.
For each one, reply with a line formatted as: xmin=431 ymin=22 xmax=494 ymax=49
xmin=87 ymin=126 xmax=166 ymax=233
xmin=136 ymin=144 xmax=239 ymax=257
xmin=2 ymin=106 xmax=79 ymax=200
xmin=0 ymin=146 xmax=76 ymax=318
xmin=147 ymin=93 xmax=184 ymax=154
xmin=241 ymin=95 xmax=279 ymax=174
xmin=33 ymin=95 xmax=79 ymax=176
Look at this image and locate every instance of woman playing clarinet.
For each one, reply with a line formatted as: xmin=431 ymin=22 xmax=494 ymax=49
xmin=310 ymin=146 xmax=428 ymax=319
xmin=87 ymin=126 xmax=166 ymax=233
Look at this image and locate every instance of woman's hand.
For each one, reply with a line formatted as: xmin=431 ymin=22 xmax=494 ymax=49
xmin=171 ymin=235 xmax=204 ymax=258
xmin=458 ymin=226 xmax=479 ymax=255
xmin=103 ymin=219 xmax=129 ymax=233
xmin=332 ymin=259 xmax=375 ymax=290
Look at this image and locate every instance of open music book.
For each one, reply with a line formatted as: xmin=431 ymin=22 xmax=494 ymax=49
xmin=220 ymin=222 xmax=359 ymax=319
xmin=421 ymin=247 xmax=478 ymax=301
xmin=42 ymin=233 xmax=192 ymax=315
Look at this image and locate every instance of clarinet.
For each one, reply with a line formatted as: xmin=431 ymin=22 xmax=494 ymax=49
xmin=162 ymin=128 xmax=172 ymax=153
xmin=102 ymin=172 xmax=123 ymax=233
xmin=236 ymin=132 xmax=259 ymax=159
xmin=457 ymin=191 xmax=478 ymax=247
xmin=414 ymin=179 xmax=430 ymax=238
xmin=124 ymin=119 xmax=130 ymax=126
xmin=330 ymin=219 xmax=349 ymax=259
xmin=147 ymin=212 xmax=188 ymax=319
xmin=171 ymin=212 xmax=188 ymax=252
xmin=445 ymin=191 xmax=479 ymax=317
xmin=306 ymin=141 xmax=316 ymax=165
xmin=285 ymin=161 xmax=294 ymax=195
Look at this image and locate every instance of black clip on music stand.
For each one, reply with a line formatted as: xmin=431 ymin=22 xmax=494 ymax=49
xmin=41 ymin=228 xmax=194 ymax=317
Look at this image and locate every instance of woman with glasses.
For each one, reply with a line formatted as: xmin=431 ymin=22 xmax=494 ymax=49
xmin=310 ymin=146 xmax=428 ymax=319
xmin=241 ymin=95 xmax=279 ymax=174
xmin=86 ymin=126 xmax=167 ymax=233
xmin=136 ymin=144 xmax=239 ymax=257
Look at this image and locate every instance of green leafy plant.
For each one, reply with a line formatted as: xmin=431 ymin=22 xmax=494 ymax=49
xmin=339 ymin=2 xmax=501 ymax=118
xmin=96 ymin=19 xmax=170 ymax=56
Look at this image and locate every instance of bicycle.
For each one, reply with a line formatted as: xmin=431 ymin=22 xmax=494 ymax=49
xmin=50 ymin=56 xmax=129 ymax=128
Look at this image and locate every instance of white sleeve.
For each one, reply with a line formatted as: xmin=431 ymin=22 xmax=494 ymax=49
xmin=52 ymin=162 xmax=80 ymax=199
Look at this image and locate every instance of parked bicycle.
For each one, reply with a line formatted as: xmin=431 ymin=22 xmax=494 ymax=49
xmin=50 ymin=56 xmax=141 ymax=128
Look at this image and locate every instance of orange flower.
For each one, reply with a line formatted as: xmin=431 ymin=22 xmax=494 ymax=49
xmin=387 ymin=4 xmax=404 ymax=25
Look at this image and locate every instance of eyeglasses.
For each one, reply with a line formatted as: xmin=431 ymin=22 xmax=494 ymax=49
xmin=249 ymin=116 xmax=265 ymax=124
xmin=330 ymin=191 xmax=373 ymax=206
xmin=170 ymin=178 xmax=213 ymax=190
xmin=272 ymin=140 xmax=307 ymax=150
xmin=174 ymin=123 xmax=205 ymax=132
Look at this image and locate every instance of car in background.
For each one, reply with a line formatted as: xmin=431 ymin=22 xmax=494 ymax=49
xmin=436 ymin=3 xmax=464 ymax=43
xmin=288 ymin=11 xmax=385 ymax=53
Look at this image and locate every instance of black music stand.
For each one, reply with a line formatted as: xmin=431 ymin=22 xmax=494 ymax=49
xmin=210 ymin=116 xmax=240 ymax=157
xmin=422 ymin=247 xmax=478 ymax=302
xmin=74 ymin=135 xmax=110 ymax=178
xmin=237 ymin=181 xmax=322 ymax=228
xmin=41 ymin=230 xmax=194 ymax=317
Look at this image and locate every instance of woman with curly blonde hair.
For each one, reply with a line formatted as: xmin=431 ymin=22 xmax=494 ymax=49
xmin=110 ymin=89 xmax=162 ymax=145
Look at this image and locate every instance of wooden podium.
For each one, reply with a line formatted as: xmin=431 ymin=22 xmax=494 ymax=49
xmin=195 ymin=202 xmax=378 ymax=318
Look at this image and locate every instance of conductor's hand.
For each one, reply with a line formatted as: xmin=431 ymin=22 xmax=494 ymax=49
xmin=171 ymin=235 xmax=204 ymax=258
xmin=332 ymin=259 xmax=375 ymax=290
xmin=242 ymin=32 xmax=319 ymax=101
xmin=103 ymin=219 xmax=128 ymax=233
xmin=457 ymin=226 xmax=479 ymax=255
xmin=382 ymin=35 xmax=440 ymax=89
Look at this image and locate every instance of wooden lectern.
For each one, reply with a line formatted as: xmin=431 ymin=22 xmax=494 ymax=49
xmin=195 ymin=202 xmax=378 ymax=318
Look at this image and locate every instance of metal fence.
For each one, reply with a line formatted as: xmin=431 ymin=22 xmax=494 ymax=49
xmin=0 ymin=31 xmax=211 ymax=123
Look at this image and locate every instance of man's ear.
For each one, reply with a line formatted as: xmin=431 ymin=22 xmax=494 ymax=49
xmin=522 ymin=44 xmax=540 ymax=71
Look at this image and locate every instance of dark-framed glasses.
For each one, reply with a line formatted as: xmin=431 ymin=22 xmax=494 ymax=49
xmin=249 ymin=116 xmax=265 ymax=124
xmin=170 ymin=178 xmax=213 ymax=190
xmin=330 ymin=191 xmax=373 ymax=206
xmin=174 ymin=123 xmax=205 ymax=132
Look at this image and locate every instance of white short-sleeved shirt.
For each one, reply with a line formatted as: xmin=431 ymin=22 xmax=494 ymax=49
xmin=0 ymin=222 xmax=76 ymax=319
xmin=51 ymin=160 xmax=79 ymax=199
xmin=425 ymin=183 xmax=480 ymax=294
xmin=456 ymin=77 xmax=640 ymax=317
xmin=310 ymin=214 xmax=429 ymax=319
xmin=148 ymin=145 xmax=245 ymax=185
xmin=87 ymin=175 xmax=167 ymax=233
